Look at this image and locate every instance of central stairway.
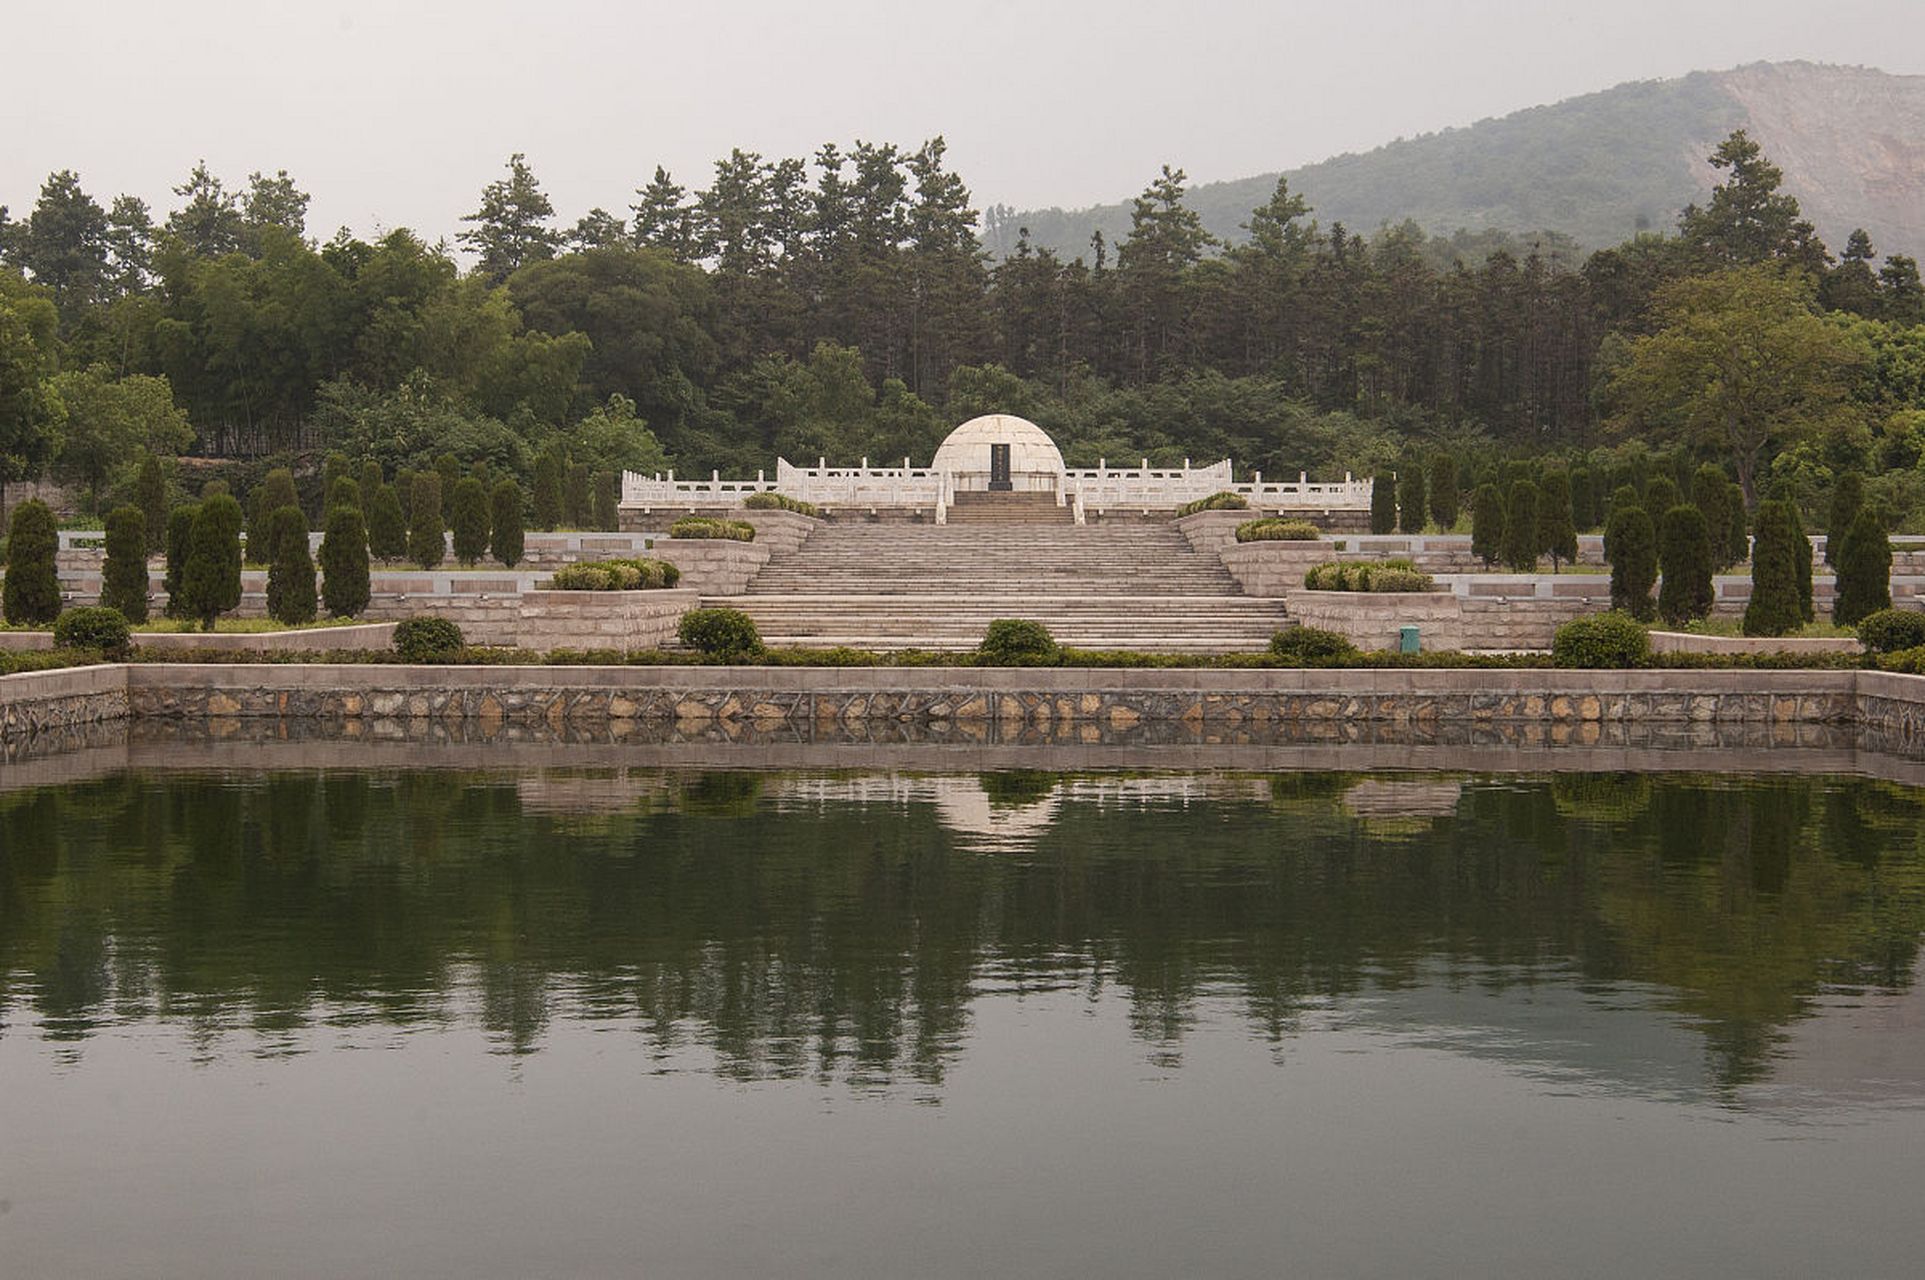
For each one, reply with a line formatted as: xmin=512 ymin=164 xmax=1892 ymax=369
xmin=704 ymin=515 xmax=1292 ymax=652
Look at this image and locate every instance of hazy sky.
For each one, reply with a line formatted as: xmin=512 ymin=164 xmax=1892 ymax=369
xmin=6 ymin=0 xmax=1923 ymax=245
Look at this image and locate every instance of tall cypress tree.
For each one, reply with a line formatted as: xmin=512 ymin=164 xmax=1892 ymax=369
xmin=450 ymin=477 xmax=490 ymax=565
xmin=1825 ymin=472 xmax=1863 ymax=565
xmin=533 ymin=444 xmax=566 ymax=531
xmin=1657 ymin=505 xmax=1714 ymax=626
xmin=1568 ymin=467 xmax=1596 ymax=531
xmin=1398 ymin=465 xmax=1427 ymax=534
xmin=1605 ymin=503 xmax=1657 ymax=621
xmin=591 ymin=470 xmax=620 ymax=531
xmin=1428 ymin=453 xmax=1459 ymax=529
xmin=564 ymin=462 xmax=592 ymax=529
xmin=491 ymin=479 xmax=525 ymax=567
xmin=1645 ymin=475 xmax=1682 ymax=517
xmin=1370 ymin=473 xmax=1396 ymax=535
xmin=1502 ymin=481 xmax=1540 ymax=571
xmin=248 ymin=467 xmax=299 ymax=560
xmin=1743 ymin=499 xmax=1804 ymax=636
xmin=1691 ymin=464 xmax=1731 ymax=568
xmin=319 ymin=503 xmax=371 ymax=618
xmin=162 ymin=504 xmax=198 ymax=620
xmin=367 ymin=483 xmax=408 ymax=562
xmin=408 ymin=472 xmax=445 ymax=569
xmin=135 ymin=452 xmax=168 ymax=550
xmin=100 ymin=504 xmax=151 ymax=624
xmin=263 ymin=505 xmax=316 ymax=625
xmin=1537 ymin=470 xmax=1578 ymax=570
xmin=180 ymin=492 xmax=244 ymax=630
xmin=1724 ymin=481 xmax=1750 ymax=565
xmin=2 ymin=500 xmax=62 ymax=626
xmin=1833 ymin=507 xmax=1892 ymax=626
xmin=1470 ymin=483 xmax=1505 ymax=568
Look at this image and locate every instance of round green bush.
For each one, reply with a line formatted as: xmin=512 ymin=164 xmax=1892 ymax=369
xmin=669 ymin=517 xmax=756 ymax=542
xmin=1855 ymin=608 xmax=1925 ymax=655
xmin=1551 ymin=612 xmax=1650 ymax=669
xmin=1236 ymin=518 xmax=1322 ymax=542
xmin=52 ymin=606 xmax=132 ymax=659
xmin=1176 ymin=491 xmax=1249 ymax=518
xmin=743 ymin=492 xmax=820 ymax=517
xmin=679 ymin=607 xmax=764 ymax=658
xmin=1269 ymin=625 xmax=1357 ymax=662
xmin=977 ymin=618 xmax=1060 ymax=666
xmin=393 ymin=616 xmax=466 ymax=662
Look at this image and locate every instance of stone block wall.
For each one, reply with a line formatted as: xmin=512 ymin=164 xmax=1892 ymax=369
xmin=514 ymin=588 xmax=697 ymax=651
xmin=1285 ymin=590 xmax=1466 ymax=650
xmin=649 ymin=540 xmax=771 ymax=594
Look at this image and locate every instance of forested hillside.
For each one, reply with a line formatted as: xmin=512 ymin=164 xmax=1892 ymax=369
xmin=986 ymin=62 xmax=1925 ymax=264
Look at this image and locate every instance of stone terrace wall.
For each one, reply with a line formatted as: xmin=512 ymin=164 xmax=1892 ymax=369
xmin=513 ymin=589 xmax=696 ymax=651
xmin=0 ymin=664 xmax=127 ymax=743
xmin=649 ymin=540 xmax=769 ymax=594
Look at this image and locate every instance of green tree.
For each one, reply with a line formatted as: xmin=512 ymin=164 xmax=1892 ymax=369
xmin=1537 ymin=470 xmax=1578 ymax=569
xmin=1398 ymin=464 xmax=1427 ymax=533
xmin=1470 ymin=483 xmax=1504 ymax=567
xmin=99 ymin=503 xmax=150 ymax=623
xmin=1832 ymin=508 xmax=1892 ymax=626
xmin=161 ymin=503 xmax=197 ymax=619
xmin=366 ymin=482 xmax=407 ymax=562
xmin=0 ymin=281 xmax=65 ymax=521
xmin=1502 ymin=481 xmax=1540 ymax=571
xmin=322 ymin=450 xmax=352 ymax=497
xmin=1370 ymin=473 xmax=1396 ymax=534
xmin=591 ymin=470 xmax=620 ymax=531
xmin=408 ymin=472 xmax=445 ymax=569
xmin=449 ymin=476 xmax=489 ymax=565
xmin=179 ymin=492 xmax=243 ymax=630
xmin=48 ymin=369 xmax=194 ymax=510
xmin=248 ymin=467 xmax=299 ymax=558
xmin=1691 ymin=464 xmax=1731 ymax=568
xmin=2 ymin=499 xmax=61 ymax=624
xmin=533 ymin=443 xmax=565 ymax=531
xmin=489 ymin=478 xmax=525 ymax=568
xmin=435 ymin=452 xmax=461 ymax=502
xmin=358 ymin=459 xmax=384 ymax=503
xmin=1568 ymin=467 xmax=1595 ymax=531
xmin=263 ymin=504 xmax=316 ymax=625
xmin=1743 ymin=498 xmax=1805 ymax=637
xmin=1657 ymin=505 xmax=1714 ymax=626
xmin=563 ymin=463 xmax=592 ymax=528
xmin=1678 ymin=131 xmax=1828 ymax=272
xmin=1605 ymin=503 xmax=1657 ymax=621
xmin=318 ymin=503 xmax=370 ymax=618
xmin=327 ymin=476 xmax=361 ymax=513
xmin=1724 ymin=481 xmax=1750 ymax=566
xmin=1645 ymin=475 xmax=1682 ymax=516
xmin=134 ymin=452 xmax=168 ymax=550
xmin=1824 ymin=472 xmax=1863 ymax=565
xmin=459 ymin=153 xmax=560 ymax=284
xmin=19 ymin=170 xmax=109 ymax=319
xmin=1428 ymin=453 xmax=1459 ymax=528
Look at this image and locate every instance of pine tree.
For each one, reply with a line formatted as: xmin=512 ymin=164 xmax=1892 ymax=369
xmin=327 ymin=476 xmax=361 ymax=513
xmin=1724 ymin=481 xmax=1750 ymax=565
xmin=1825 ymin=472 xmax=1862 ymax=565
xmin=1397 ymin=465 xmax=1427 ymax=534
xmin=367 ymin=483 xmax=407 ymax=562
xmin=180 ymin=492 xmax=243 ymax=630
xmin=395 ymin=469 xmax=416 ymax=527
xmin=1774 ymin=481 xmax=1815 ymax=623
xmin=1691 ymin=465 xmax=1731 ymax=568
xmin=1832 ymin=508 xmax=1892 ymax=626
xmin=564 ymin=463 xmax=592 ymax=528
xmin=1537 ymin=471 xmax=1578 ymax=569
xmin=162 ymin=504 xmax=197 ymax=620
xmin=435 ymin=452 xmax=461 ymax=503
xmin=1657 ymin=505 xmax=1714 ymax=626
xmin=1370 ymin=473 xmax=1396 ymax=535
xmin=490 ymin=478 xmax=525 ymax=568
xmin=1427 ymin=453 xmax=1459 ymax=529
xmin=1568 ymin=467 xmax=1596 ymax=531
xmin=322 ymin=451 xmax=352 ymax=497
xmin=1743 ymin=499 xmax=1804 ymax=636
xmin=1605 ymin=503 xmax=1657 ymax=621
xmin=591 ymin=470 xmax=620 ymax=531
xmin=319 ymin=503 xmax=370 ymax=618
xmin=533 ymin=444 xmax=565 ymax=531
xmin=2 ymin=499 xmax=61 ymax=625
xmin=1470 ymin=483 xmax=1505 ymax=567
xmin=1502 ymin=481 xmax=1540 ymax=571
xmin=450 ymin=476 xmax=489 ymax=565
xmin=263 ymin=505 xmax=316 ymax=625
xmin=408 ymin=472 xmax=445 ymax=569
xmin=358 ymin=459 xmax=383 ymax=504
xmin=135 ymin=452 xmax=168 ymax=550
xmin=248 ymin=467 xmax=298 ymax=560
xmin=1645 ymin=475 xmax=1681 ymax=516
xmin=100 ymin=504 xmax=150 ymax=623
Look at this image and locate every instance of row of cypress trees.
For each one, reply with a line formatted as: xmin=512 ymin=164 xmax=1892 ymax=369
xmin=247 ymin=464 xmax=530 ymax=571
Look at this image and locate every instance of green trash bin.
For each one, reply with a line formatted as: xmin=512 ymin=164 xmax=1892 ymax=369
xmin=1398 ymin=624 xmax=1421 ymax=654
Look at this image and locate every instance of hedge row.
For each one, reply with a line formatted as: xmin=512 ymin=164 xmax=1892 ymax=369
xmin=669 ymin=517 xmax=756 ymax=542
xmin=1302 ymin=560 xmax=1435 ymax=592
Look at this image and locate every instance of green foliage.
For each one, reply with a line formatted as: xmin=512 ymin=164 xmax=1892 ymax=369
xmin=52 ymin=606 xmax=131 ymax=658
xmin=1502 ymin=481 xmax=1540 ymax=571
xmin=1605 ymin=503 xmax=1657 ymax=621
xmin=407 ymin=473 xmax=445 ymax=569
xmin=48 ymin=367 xmax=194 ymax=507
xmin=449 ymin=476 xmax=490 ymax=565
xmin=1536 ymin=470 xmax=1578 ymax=568
xmin=162 ymin=503 xmax=197 ymax=620
xmin=1855 ymin=608 xmax=1925 ymax=655
xmin=1175 ymin=491 xmax=1249 ymax=517
xmin=678 ymin=607 xmax=764 ymax=659
xmin=1568 ymin=467 xmax=1596 ymax=530
xmin=358 ymin=459 xmax=384 ymax=502
xmin=532 ymin=443 xmax=565 ymax=531
xmin=319 ymin=503 xmax=370 ymax=618
xmin=393 ymin=616 xmax=466 ymax=662
xmin=2 ymin=499 xmax=61 ymax=625
xmin=1552 ymin=612 xmax=1650 ymax=668
xmin=1832 ymin=508 xmax=1892 ymax=626
xmin=179 ymin=492 xmax=243 ymax=630
xmin=263 ymin=505 xmax=316 ymax=625
xmin=1269 ymin=625 xmax=1357 ymax=661
xmin=670 ymin=517 xmax=755 ymax=541
xmin=1645 ymin=475 xmax=1681 ymax=516
xmin=1825 ymin=472 xmax=1863 ymax=564
xmin=563 ymin=462 xmax=592 ymax=527
xmin=1398 ymin=465 xmax=1427 ymax=533
xmin=489 ymin=479 xmax=525 ymax=568
xmin=248 ymin=467 xmax=299 ymax=555
xmin=1657 ymin=504 xmax=1714 ymax=626
xmin=591 ymin=470 xmax=619 ymax=531
xmin=1369 ymin=474 xmax=1396 ymax=534
xmin=1470 ymin=483 xmax=1504 ymax=567
xmin=743 ymin=491 xmax=821 ymax=517
xmin=546 ymin=557 xmax=680 ymax=590
xmin=100 ymin=504 xmax=150 ymax=624
xmin=367 ymin=483 xmax=407 ymax=562
xmin=135 ymin=453 xmax=168 ymax=550
xmin=1876 ymin=644 xmax=1925 ymax=675
xmin=1235 ymin=518 xmax=1322 ymax=542
xmin=326 ymin=476 xmax=362 ymax=515
xmin=1303 ymin=560 xmax=1433 ymax=592
xmin=977 ymin=618 xmax=1060 ymax=666
xmin=1743 ymin=499 xmax=1806 ymax=637
xmin=1428 ymin=453 xmax=1459 ymax=528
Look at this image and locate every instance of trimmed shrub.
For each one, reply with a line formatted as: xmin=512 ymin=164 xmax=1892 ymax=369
xmin=1235 ymin=518 xmax=1321 ymax=542
xmin=679 ymin=607 xmax=764 ymax=659
xmin=179 ymin=492 xmax=244 ymax=630
xmin=1502 ymin=481 xmax=1540 ymax=571
xmin=326 ymin=476 xmax=362 ymax=513
xmin=1833 ymin=507 xmax=1892 ymax=626
xmin=248 ymin=467 xmax=299 ymax=558
xmin=1398 ymin=465 xmax=1427 ymax=533
xmin=1645 ymin=475 xmax=1681 ymax=516
xmin=322 ymin=451 xmax=352 ymax=497
xmin=1691 ymin=464 xmax=1731 ymax=568
xmin=450 ymin=476 xmax=490 ymax=565
xmin=100 ymin=504 xmax=151 ymax=624
xmin=162 ymin=503 xmax=197 ymax=620
xmin=546 ymin=558 xmax=679 ymax=591
xmin=1428 ymin=453 xmax=1459 ymax=528
xmin=1605 ymin=503 xmax=1657 ymax=621
xmin=1825 ymin=471 xmax=1863 ymax=565
xmin=435 ymin=452 xmax=461 ymax=502
xmin=135 ymin=452 xmax=168 ymax=550
xmin=532 ymin=443 xmax=565 ymax=530
xmin=1470 ymin=483 xmax=1504 ymax=567
xmin=743 ymin=491 xmax=821 ymax=517
xmin=564 ymin=463 xmax=592 ymax=528
xmin=1878 ymin=645 xmax=1925 ymax=675
xmin=670 ymin=517 xmax=755 ymax=541
xmin=367 ymin=483 xmax=408 ymax=562
xmin=408 ymin=472 xmax=445 ymax=569
xmin=1369 ymin=474 xmax=1396 ymax=534
xmin=319 ymin=503 xmax=371 ymax=618
xmin=2 ymin=499 xmax=61 ymax=625
xmin=1725 ymin=481 xmax=1749 ymax=565
xmin=53 ymin=606 xmax=131 ymax=658
xmin=1302 ymin=560 xmax=1433 ymax=592
xmin=1552 ymin=612 xmax=1650 ymax=669
xmin=1569 ymin=467 xmax=1596 ymax=530
xmin=358 ymin=459 xmax=384 ymax=504
xmin=1742 ymin=499 xmax=1804 ymax=637
xmin=1657 ymin=504 xmax=1714 ymax=626
xmin=1856 ymin=608 xmax=1925 ymax=655
xmin=591 ymin=470 xmax=620 ymax=531
xmin=490 ymin=478 xmax=525 ymax=567
xmin=1537 ymin=470 xmax=1578 ymax=569
xmin=393 ymin=616 xmax=465 ymax=662
xmin=977 ymin=618 xmax=1060 ymax=666
xmin=1269 ymin=625 xmax=1357 ymax=661
xmin=1175 ymin=491 xmax=1249 ymax=518
xmin=264 ymin=505 xmax=317 ymax=625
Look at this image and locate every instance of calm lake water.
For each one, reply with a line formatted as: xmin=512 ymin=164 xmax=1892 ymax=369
xmin=3 ymin=759 xmax=1924 ymax=1278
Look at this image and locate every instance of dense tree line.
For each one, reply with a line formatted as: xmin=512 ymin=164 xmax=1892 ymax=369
xmin=3 ymin=131 xmax=1924 ymax=528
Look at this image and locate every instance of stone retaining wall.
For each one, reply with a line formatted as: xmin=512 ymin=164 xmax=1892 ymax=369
xmin=1650 ymin=630 xmax=1864 ymax=656
xmin=0 ymin=664 xmax=127 ymax=744
xmin=512 ymin=589 xmax=696 ymax=651
xmin=649 ymin=540 xmax=769 ymax=594
xmin=1282 ymin=589 xmax=1604 ymax=651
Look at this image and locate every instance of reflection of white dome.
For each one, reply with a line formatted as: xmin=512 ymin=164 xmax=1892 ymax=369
xmin=929 ymin=780 xmax=1060 ymax=852
xmin=931 ymin=414 xmax=1065 ymax=477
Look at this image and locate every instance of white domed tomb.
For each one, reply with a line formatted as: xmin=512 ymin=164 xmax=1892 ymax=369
xmin=930 ymin=414 xmax=1065 ymax=493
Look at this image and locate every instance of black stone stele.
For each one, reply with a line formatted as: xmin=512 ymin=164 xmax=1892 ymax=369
xmin=988 ymin=442 xmax=1012 ymax=491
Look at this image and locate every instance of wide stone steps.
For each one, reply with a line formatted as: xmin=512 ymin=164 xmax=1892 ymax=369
xmin=705 ymin=594 xmax=1291 ymax=652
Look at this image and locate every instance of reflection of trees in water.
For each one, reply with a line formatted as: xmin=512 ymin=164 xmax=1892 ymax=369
xmin=2 ymin=769 xmax=1923 ymax=1091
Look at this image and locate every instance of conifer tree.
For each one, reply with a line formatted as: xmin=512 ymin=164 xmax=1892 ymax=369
xmin=327 ymin=476 xmax=361 ymax=513
xmin=1724 ymin=482 xmax=1749 ymax=565
xmin=408 ymin=472 xmax=445 ymax=569
xmin=100 ymin=504 xmax=150 ymax=623
xmin=1825 ymin=472 xmax=1862 ymax=565
xmin=1771 ymin=480 xmax=1815 ymax=622
xmin=358 ymin=459 xmax=383 ymax=504
xmin=1502 ymin=481 xmax=1540 ymax=571
xmin=450 ymin=476 xmax=489 ymax=566
xmin=592 ymin=470 xmax=620 ymax=531
xmin=1645 ymin=475 xmax=1681 ymax=516
xmin=490 ymin=478 xmax=525 ymax=568
xmin=135 ymin=452 xmax=168 ymax=550
xmin=1537 ymin=470 xmax=1578 ymax=569
xmin=1398 ymin=465 xmax=1427 ymax=534
xmin=1428 ymin=454 xmax=1459 ymax=529
xmin=1833 ymin=507 xmax=1892 ymax=626
xmin=248 ymin=467 xmax=298 ymax=559
xmin=264 ymin=504 xmax=316 ymax=625
xmin=533 ymin=444 xmax=566 ymax=531
xmin=1568 ymin=467 xmax=1596 ymax=531
xmin=435 ymin=452 xmax=461 ymax=503
xmin=1470 ymin=483 xmax=1504 ymax=568
xmin=319 ymin=503 xmax=371 ymax=618
xmin=1605 ymin=503 xmax=1657 ymax=621
xmin=2 ymin=499 xmax=61 ymax=625
xmin=322 ymin=451 xmax=351 ymax=497
xmin=1743 ymin=499 xmax=1804 ymax=636
xmin=367 ymin=483 xmax=407 ymax=562
xmin=162 ymin=504 xmax=197 ymax=619
xmin=1657 ymin=505 xmax=1714 ymax=625
xmin=1691 ymin=464 xmax=1730 ymax=567
xmin=180 ymin=492 xmax=243 ymax=630
xmin=1370 ymin=473 xmax=1396 ymax=535
xmin=564 ymin=462 xmax=592 ymax=528
xmin=395 ymin=469 xmax=417 ymax=527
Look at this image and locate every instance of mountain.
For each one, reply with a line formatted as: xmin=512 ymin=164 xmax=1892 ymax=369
xmin=983 ymin=62 xmax=1925 ymax=263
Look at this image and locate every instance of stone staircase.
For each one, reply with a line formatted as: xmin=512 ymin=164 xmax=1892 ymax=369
xmin=705 ymin=518 xmax=1290 ymax=652
xmin=943 ymin=491 xmax=1074 ymax=524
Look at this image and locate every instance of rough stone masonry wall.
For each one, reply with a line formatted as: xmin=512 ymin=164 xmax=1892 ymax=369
xmin=0 ymin=665 xmax=128 ymax=748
